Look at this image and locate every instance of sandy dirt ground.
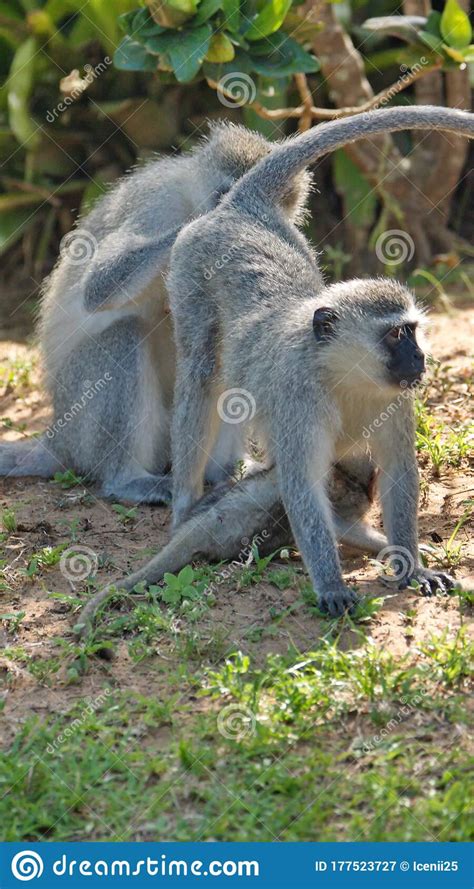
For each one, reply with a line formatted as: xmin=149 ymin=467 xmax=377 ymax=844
xmin=0 ymin=303 xmax=473 ymax=747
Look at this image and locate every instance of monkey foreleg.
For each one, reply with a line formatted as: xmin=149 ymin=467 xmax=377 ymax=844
xmin=376 ymin=411 xmax=457 ymax=596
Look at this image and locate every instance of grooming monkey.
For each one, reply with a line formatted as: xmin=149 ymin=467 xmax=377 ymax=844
xmin=0 ymin=124 xmax=310 ymax=502
xmin=76 ymin=460 xmax=386 ymax=634
xmin=168 ymin=106 xmax=472 ymax=615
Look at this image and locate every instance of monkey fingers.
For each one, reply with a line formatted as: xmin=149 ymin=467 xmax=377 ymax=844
xmin=317 ymin=585 xmax=359 ymax=617
xmin=399 ymin=568 xmax=459 ymax=597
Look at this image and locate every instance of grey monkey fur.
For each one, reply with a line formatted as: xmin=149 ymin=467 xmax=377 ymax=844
xmin=0 ymin=123 xmax=310 ymax=502
xmin=75 ymin=460 xmax=386 ymax=635
xmin=169 ymin=106 xmax=471 ymax=615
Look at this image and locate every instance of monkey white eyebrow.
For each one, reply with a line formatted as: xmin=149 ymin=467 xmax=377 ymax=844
xmin=380 ymin=315 xmax=419 ymax=328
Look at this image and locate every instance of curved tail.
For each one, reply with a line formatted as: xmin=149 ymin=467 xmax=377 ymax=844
xmin=0 ymin=436 xmax=61 ymax=478
xmin=227 ymin=106 xmax=473 ymax=211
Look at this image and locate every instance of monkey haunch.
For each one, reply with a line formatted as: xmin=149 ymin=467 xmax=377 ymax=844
xmin=168 ymin=106 xmax=471 ymax=615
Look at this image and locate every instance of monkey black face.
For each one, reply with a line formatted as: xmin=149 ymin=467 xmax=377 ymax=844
xmin=383 ymin=323 xmax=425 ymax=387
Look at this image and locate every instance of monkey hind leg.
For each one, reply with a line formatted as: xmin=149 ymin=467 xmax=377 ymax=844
xmin=101 ymin=470 xmax=172 ymax=505
xmin=51 ymin=317 xmax=171 ymax=500
xmin=334 ymin=516 xmax=386 ymax=556
xmin=0 ymin=436 xmax=62 ymax=478
xmin=75 ymin=469 xmax=288 ymax=636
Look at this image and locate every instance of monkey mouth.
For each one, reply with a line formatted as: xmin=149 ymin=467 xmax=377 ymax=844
xmin=399 ymin=370 xmax=424 ymax=388
xmin=387 ymin=358 xmax=425 ymax=389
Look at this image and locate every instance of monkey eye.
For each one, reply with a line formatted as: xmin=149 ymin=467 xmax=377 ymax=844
xmin=387 ymin=325 xmax=407 ymax=341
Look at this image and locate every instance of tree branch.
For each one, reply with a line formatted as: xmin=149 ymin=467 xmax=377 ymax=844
xmin=207 ymin=61 xmax=440 ymax=127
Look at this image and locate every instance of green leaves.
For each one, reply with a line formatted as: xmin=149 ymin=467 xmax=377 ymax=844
xmin=363 ymin=2 xmax=473 ymax=68
xmin=161 ymin=24 xmax=213 ymax=81
xmin=161 ymin=565 xmax=204 ymax=605
xmin=206 ymin=32 xmax=235 ymax=62
xmin=249 ymin=33 xmax=319 ymax=76
xmin=244 ymin=0 xmax=292 ymax=42
xmin=440 ymin=0 xmax=471 ymax=49
xmin=7 ymin=36 xmax=41 ymax=146
xmin=114 ymin=35 xmax=159 ymax=70
xmin=114 ymin=1 xmax=320 ymax=82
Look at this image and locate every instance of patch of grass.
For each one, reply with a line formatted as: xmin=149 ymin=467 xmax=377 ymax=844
xmin=415 ymin=402 xmax=472 ymax=475
xmin=25 ymin=544 xmax=68 ymax=577
xmin=420 ymin=628 xmax=473 ymax=686
xmin=423 ymin=506 xmax=472 ymax=571
xmin=1 ymin=508 xmax=16 ymax=533
xmin=266 ymin=567 xmax=298 ymax=590
xmin=0 ymin=356 xmax=35 ymax=392
xmin=112 ymin=504 xmax=138 ymax=523
xmin=1 ymin=631 xmax=472 ymax=841
xmin=53 ymin=470 xmax=87 ymax=489
xmin=0 ymin=611 xmax=25 ymax=635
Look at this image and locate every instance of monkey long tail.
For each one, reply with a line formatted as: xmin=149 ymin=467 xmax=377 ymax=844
xmin=74 ymin=524 xmax=193 ymax=637
xmin=227 ymin=106 xmax=473 ymax=210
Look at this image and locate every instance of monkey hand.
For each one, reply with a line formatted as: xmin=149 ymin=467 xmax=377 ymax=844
xmin=318 ymin=584 xmax=359 ymax=617
xmin=399 ymin=567 xmax=458 ymax=596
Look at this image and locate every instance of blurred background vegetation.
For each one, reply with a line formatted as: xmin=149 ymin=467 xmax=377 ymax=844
xmin=0 ymin=0 xmax=472 ymax=334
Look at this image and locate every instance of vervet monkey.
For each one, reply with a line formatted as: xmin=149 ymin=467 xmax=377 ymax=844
xmin=76 ymin=460 xmax=385 ymax=635
xmin=168 ymin=106 xmax=472 ymax=615
xmin=0 ymin=124 xmax=310 ymax=502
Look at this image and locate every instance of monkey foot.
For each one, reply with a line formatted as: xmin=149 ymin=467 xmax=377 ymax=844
xmin=318 ymin=586 xmax=359 ymax=617
xmin=399 ymin=569 xmax=458 ymax=597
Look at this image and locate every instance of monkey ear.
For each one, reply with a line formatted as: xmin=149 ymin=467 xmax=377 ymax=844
xmin=313 ymin=307 xmax=339 ymax=343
